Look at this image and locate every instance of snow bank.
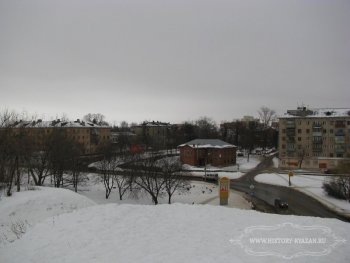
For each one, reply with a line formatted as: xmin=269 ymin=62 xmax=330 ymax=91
xmin=1 ymin=203 xmax=349 ymax=263
xmin=0 ymin=187 xmax=96 ymax=247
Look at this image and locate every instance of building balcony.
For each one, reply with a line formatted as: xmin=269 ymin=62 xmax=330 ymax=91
xmin=286 ymin=128 xmax=296 ymax=136
xmin=335 ymin=130 xmax=345 ymax=136
xmin=286 ymin=137 xmax=295 ymax=143
xmin=335 ymin=136 xmax=345 ymax=144
xmin=335 ymin=146 xmax=346 ymax=153
xmin=312 ymin=132 xmax=322 ymax=137
xmin=286 ymin=121 xmax=295 ymax=128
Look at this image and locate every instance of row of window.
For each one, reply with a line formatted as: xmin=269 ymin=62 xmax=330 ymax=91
xmin=281 ymin=152 xmax=345 ymax=158
xmin=281 ymin=144 xmax=346 ymax=150
xmin=282 ymin=128 xmax=350 ymax=134
xmin=282 ymin=136 xmax=346 ymax=142
xmin=284 ymin=120 xmax=350 ymax=126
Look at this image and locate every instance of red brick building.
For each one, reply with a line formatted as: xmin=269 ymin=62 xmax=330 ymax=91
xmin=179 ymin=139 xmax=236 ymax=167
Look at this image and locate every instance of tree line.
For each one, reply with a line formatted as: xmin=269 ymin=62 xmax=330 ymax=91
xmin=0 ymin=110 xmax=190 ymax=204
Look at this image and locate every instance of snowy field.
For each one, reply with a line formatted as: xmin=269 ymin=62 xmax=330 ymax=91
xmin=77 ymin=173 xmax=250 ymax=208
xmin=255 ymin=173 xmax=350 ymax=214
xmin=0 ymin=187 xmax=349 ymax=263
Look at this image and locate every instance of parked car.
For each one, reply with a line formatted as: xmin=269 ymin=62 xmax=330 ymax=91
xmin=202 ymin=173 xmax=218 ymax=181
xmin=236 ymin=151 xmax=244 ymax=157
xmin=274 ymin=198 xmax=288 ymax=209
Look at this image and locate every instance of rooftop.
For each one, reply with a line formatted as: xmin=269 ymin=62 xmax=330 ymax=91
xmin=280 ymin=107 xmax=350 ymax=119
xmin=178 ymin=139 xmax=236 ymax=149
xmin=8 ymin=119 xmax=110 ymax=128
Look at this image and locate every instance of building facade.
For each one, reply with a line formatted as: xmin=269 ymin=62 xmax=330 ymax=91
xmin=279 ymin=107 xmax=350 ymax=170
xmin=179 ymin=139 xmax=236 ymax=167
xmin=131 ymin=121 xmax=171 ymax=149
xmin=7 ymin=119 xmax=111 ymax=155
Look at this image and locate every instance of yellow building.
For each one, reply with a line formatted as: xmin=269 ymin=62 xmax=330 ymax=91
xmin=9 ymin=119 xmax=111 ymax=154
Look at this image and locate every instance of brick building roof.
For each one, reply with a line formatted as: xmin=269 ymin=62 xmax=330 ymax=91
xmin=178 ymin=139 xmax=236 ymax=149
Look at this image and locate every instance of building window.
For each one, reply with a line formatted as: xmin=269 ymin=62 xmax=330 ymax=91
xmin=298 ymin=129 xmax=302 ymax=134
xmin=330 ymin=129 xmax=333 ymax=134
xmin=306 ymin=129 xmax=310 ymax=134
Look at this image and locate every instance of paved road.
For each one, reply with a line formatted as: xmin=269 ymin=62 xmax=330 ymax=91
xmin=231 ymin=155 xmax=350 ymax=222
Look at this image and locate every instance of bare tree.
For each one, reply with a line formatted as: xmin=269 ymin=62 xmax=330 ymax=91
xmin=323 ymin=161 xmax=350 ymax=202
xmin=0 ymin=109 xmax=19 ymax=196
xmin=27 ymin=150 xmax=51 ymax=186
xmin=258 ymin=106 xmax=276 ymax=128
xmin=83 ymin=113 xmax=108 ymax=126
xmin=113 ymin=174 xmax=131 ymax=200
xmin=195 ymin=117 xmax=219 ymax=139
xmin=47 ymin=130 xmax=82 ymax=188
xmin=67 ymin=142 xmax=85 ymax=192
xmin=133 ymin=155 xmax=165 ymax=205
xmin=297 ymin=147 xmax=306 ymax=169
xmin=159 ymin=157 xmax=189 ymax=204
xmin=96 ymin=142 xmax=122 ymax=199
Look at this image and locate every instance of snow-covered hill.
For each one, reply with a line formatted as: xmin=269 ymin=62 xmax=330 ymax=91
xmin=0 ymin=186 xmax=96 ymax=247
xmin=0 ymin=187 xmax=349 ymax=263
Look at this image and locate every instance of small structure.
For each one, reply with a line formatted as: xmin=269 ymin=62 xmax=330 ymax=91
xmin=178 ymin=139 xmax=236 ymax=167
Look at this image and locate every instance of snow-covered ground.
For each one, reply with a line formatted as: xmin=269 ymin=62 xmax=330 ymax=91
xmin=182 ymin=155 xmax=261 ymax=180
xmin=0 ymin=187 xmax=95 ymax=247
xmin=255 ymin=173 xmax=350 ymax=214
xmin=0 ymin=187 xmax=349 ymax=263
xmin=78 ymin=173 xmax=250 ymax=208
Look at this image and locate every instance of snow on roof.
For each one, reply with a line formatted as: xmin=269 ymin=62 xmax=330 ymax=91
xmin=133 ymin=121 xmax=171 ymax=127
xmin=178 ymin=139 xmax=236 ymax=148
xmin=8 ymin=119 xmax=110 ymax=128
xmin=280 ymin=108 xmax=350 ymax=119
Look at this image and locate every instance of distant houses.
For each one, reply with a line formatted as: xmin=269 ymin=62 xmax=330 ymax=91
xmin=178 ymin=139 xmax=236 ymax=167
xmin=3 ymin=119 xmax=111 ymax=154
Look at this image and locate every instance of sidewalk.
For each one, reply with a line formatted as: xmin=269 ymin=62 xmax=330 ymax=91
xmin=200 ymin=189 xmax=251 ymax=210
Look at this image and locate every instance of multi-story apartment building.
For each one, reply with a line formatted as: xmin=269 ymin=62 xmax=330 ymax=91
xmin=131 ymin=121 xmax=171 ymax=149
xmin=279 ymin=107 xmax=350 ymax=170
xmin=7 ymin=119 xmax=111 ymax=154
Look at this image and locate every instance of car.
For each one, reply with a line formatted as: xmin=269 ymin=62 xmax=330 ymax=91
xmin=202 ymin=173 xmax=218 ymax=181
xmin=236 ymin=151 xmax=244 ymax=157
xmin=274 ymin=198 xmax=288 ymax=209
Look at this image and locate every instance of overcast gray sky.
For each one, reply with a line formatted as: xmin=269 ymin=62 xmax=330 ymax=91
xmin=1 ymin=0 xmax=349 ymax=125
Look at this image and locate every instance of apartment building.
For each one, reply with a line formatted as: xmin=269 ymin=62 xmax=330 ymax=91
xmin=7 ymin=119 xmax=111 ymax=154
xmin=279 ymin=107 xmax=350 ymax=170
xmin=131 ymin=121 xmax=171 ymax=149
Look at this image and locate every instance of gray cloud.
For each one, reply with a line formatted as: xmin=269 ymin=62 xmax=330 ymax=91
xmin=1 ymin=0 xmax=349 ymax=124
